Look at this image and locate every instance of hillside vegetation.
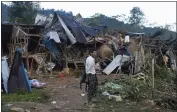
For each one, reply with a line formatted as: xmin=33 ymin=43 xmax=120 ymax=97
xmin=1 ymin=3 xmax=176 ymax=41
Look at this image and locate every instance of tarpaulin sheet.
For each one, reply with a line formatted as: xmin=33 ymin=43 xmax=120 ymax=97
xmin=2 ymin=56 xmax=9 ymax=93
xmin=80 ymin=25 xmax=100 ymax=37
xmin=47 ymin=31 xmax=61 ymax=43
xmin=57 ymin=15 xmax=77 ymax=44
xmin=8 ymin=48 xmax=32 ymax=93
xmin=35 ymin=13 xmax=47 ymax=25
xmin=42 ymin=37 xmax=61 ymax=60
xmin=103 ymin=55 xmax=130 ymax=75
xmin=58 ymin=14 xmax=87 ymax=43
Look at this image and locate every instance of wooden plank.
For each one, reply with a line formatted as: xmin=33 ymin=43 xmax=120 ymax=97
xmin=27 ymin=34 xmax=42 ymax=37
xmin=103 ymin=55 xmax=130 ymax=75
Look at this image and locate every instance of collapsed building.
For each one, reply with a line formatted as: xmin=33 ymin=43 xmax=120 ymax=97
xmin=2 ymin=12 xmax=108 ymax=75
xmin=1 ymin=12 xmax=177 ymax=78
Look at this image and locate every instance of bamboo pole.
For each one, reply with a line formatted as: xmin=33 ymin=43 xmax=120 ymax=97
xmin=152 ymin=57 xmax=155 ymax=99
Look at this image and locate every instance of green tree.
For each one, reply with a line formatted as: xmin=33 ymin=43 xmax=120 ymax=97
xmin=112 ymin=14 xmax=129 ymax=24
xmin=8 ymin=1 xmax=40 ymax=24
xmin=84 ymin=13 xmax=102 ymax=26
xmin=129 ymin=7 xmax=145 ymax=27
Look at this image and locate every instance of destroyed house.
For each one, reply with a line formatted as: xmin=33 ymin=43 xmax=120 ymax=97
xmin=2 ymin=12 xmax=176 ymax=76
xmin=1 ymin=12 xmax=107 ymax=75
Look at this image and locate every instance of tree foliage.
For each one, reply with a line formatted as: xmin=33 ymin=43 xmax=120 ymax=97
xmin=129 ymin=7 xmax=145 ymax=27
xmin=8 ymin=1 xmax=40 ymax=24
xmin=84 ymin=13 xmax=103 ymax=26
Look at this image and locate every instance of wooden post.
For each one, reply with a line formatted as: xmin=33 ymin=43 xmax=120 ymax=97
xmin=94 ymin=36 xmax=96 ymax=49
xmin=50 ymin=53 xmax=52 ymax=76
xmin=26 ymin=38 xmax=29 ymax=72
xmin=152 ymin=57 xmax=155 ymax=99
xmin=65 ymin=43 xmax=68 ymax=68
xmin=140 ymin=45 xmax=145 ymax=65
xmin=134 ymin=51 xmax=138 ymax=73
xmin=30 ymin=58 xmax=34 ymax=76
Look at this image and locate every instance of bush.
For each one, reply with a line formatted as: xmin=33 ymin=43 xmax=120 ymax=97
xmin=102 ymin=76 xmax=152 ymax=101
xmin=155 ymin=65 xmax=175 ymax=82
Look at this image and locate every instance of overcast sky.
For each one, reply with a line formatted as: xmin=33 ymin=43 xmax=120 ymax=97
xmin=39 ymin=2 xmax=176 ymax=31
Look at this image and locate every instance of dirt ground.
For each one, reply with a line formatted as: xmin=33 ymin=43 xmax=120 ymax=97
xmin=2 ymin=74 xmax=175 ymax=112
xmin=2 ymin=74 xmax=115 ymax=112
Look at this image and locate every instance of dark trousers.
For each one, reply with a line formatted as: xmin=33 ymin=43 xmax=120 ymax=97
xmin=87 ymin=74 xmax=98 ymax=102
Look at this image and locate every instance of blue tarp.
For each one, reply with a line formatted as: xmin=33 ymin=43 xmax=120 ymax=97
xmin=42 ymin=37 xmax=61 ymax=60
xmin=58 ymin=13 xmax=87 ymax=43
xmin=80 ymin=25 xmax=100 ymax=37
xmin=7 ymin=48 xmax=32 ymax=93
xmin=50 ymin=12 xmax=105 ymax=43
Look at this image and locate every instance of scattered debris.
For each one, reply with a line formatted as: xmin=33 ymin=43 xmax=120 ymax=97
xmin=30 ymin=79 xmax=46 ymax=88
xmin=103 ymin=55 xmax=130 ymax=75
xmin=59 ymin=73 xmax=65 ymax=78
xmin=81 ymin=93 xmax=85 ymax=96
xmin=102 ymin=91 xmax=122 ymax=102
xmin=102 ymin=91 xmax=111 ymax=96
xmin=55 ymin=105 xmax=61 ymax=109
xmin=11 ymin=107 xmax=24 ymax=112
xmin=51 ymin=101 xmax=57 ymax=104
xmin=45 ymin=62 xmax=56 ymax=72
xmin=108 ymin=95 xmax=122 ymax=102
xmin=5 ymin=103 xmax=13 ymax=107
xmin=105 ymin=82 xmax=123 ymax=90
xmin=24 ymin=109 xmax=30 ymax=112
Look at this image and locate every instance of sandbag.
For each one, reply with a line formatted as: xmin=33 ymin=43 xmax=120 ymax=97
xmin=99 ymin=44 xmax=113 ymax=59
xmin=128 ymin=39 xmax=137 ymax=55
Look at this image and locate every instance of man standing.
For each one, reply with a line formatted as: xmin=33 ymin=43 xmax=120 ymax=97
xmin=85 ymin=50 xmax=98 ymax=102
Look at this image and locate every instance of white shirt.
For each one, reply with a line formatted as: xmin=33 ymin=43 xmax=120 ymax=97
xmin=85 ymin=56 xmax=96 ymax=75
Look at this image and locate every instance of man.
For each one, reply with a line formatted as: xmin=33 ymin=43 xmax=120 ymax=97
xmin=85 ymin=50 xmax=98 ymax=102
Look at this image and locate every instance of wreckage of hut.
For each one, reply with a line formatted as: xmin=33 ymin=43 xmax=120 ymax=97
xmin=2 ymin=12 xmax=177 ymax=77
xmin=1 ymin=12 xmax=108 ymax=76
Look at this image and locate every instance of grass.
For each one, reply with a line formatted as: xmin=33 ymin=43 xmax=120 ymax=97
xmin=1 ymin=88 xmax=50 ymax=103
